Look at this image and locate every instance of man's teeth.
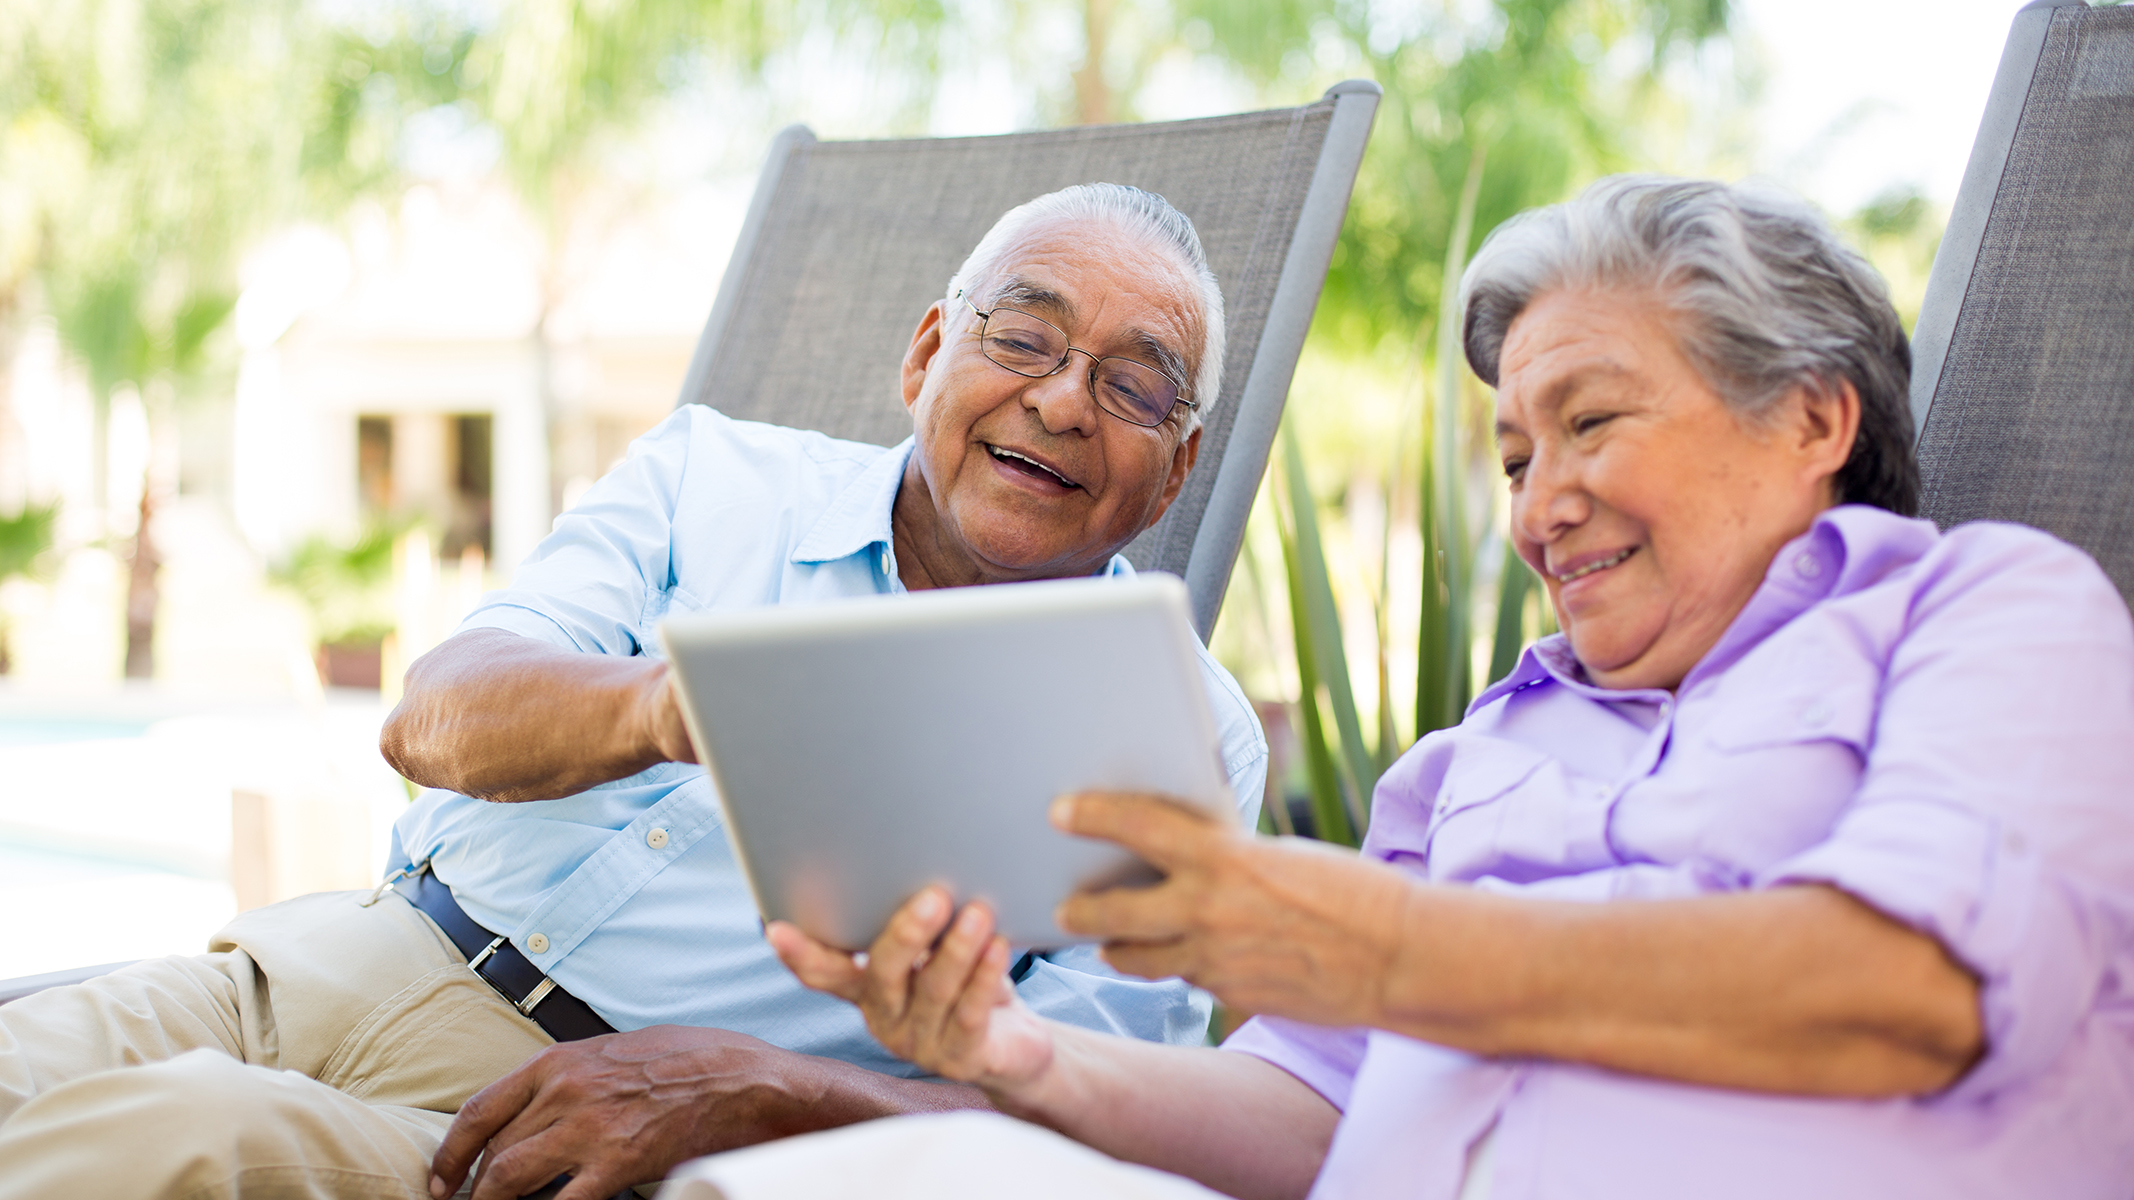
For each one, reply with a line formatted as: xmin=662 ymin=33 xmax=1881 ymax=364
xmin=1557 ymin=548 xmax=1634 ymax=582
xmin=990 ymin=446 xmax=1074 ymax=487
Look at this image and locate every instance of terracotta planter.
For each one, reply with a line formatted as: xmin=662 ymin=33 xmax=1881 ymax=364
xmin=315 ymin=640 xmax=383 ymax=690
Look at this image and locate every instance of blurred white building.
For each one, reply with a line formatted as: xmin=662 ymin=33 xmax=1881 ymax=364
xmin=0 ymin=176 xmax=749 ymax=975
xmin=233 ymin=176 xmax=743 ymax=574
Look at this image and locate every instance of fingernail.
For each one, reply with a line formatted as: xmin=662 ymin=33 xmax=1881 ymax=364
xmin=429 ymin=1176 xmax=448 ymax=1200
xmin=957 ymin=905 xmax=985 ymax=934
xmin=916 ymin=889 xmax=946 ymax=921
xmin=1049 ymin=796 xmax=1075 ymax=828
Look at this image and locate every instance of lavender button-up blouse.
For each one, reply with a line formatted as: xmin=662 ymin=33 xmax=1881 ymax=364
xmin=1225 ymin=505 xmax=2134 ymax=1199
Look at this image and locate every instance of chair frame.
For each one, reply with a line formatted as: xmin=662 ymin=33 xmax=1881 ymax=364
xmin=1909 ymin=0 xmax=2085 ymax=439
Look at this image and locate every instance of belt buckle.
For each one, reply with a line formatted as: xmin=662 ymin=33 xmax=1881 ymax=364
xmin=467 ymin=935 xmax=559 ymax=1019
xmin=359 ymin=855 xmax=434 ymax=908
xmin=515 ymin=978 xmax=558 ymax=1017
xmin=467 ymin=935 xmax=507 ymax=973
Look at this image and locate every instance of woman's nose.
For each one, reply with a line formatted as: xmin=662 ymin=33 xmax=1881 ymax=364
xmin=1513 ymin=451 xmax=1589 ymax=543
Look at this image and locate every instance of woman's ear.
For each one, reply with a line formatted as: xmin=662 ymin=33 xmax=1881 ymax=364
xmin=1792 ymin=378 xmax=1862 ymax=486
xmin=901 ymin=303 xmax=947 ymax=411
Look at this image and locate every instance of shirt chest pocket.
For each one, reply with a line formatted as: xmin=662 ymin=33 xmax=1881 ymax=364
xmin=1650 ymin=683 xmax=1878 ymax=880
xmin=1701 ymin=682 xmax=1876 ymax=757
xmin=1423 ymin=746 xmax=1616 ymax=883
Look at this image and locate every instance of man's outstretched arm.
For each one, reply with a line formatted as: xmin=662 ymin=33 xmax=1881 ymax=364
xmin=381 ymin=628 xmax=697 ymax=803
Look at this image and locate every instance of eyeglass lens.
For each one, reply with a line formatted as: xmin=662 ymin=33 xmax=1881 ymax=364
xmin=977 ymin=309 xmax=1181 ymax=427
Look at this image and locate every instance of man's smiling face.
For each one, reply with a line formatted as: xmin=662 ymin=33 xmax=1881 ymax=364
xmin=893 ymin=218 xmax=1204 ymax=586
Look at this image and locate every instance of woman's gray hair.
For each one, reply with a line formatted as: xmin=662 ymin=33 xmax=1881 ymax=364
xmin=1460 ymin=175 xmax=1920 ymax=515
xmin=946 ymin=183 xmax=1226 ymax=436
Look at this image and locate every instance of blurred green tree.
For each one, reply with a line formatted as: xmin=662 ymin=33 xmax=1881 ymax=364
xmin=378 ymin=0 xmax=949 ymax=506
xmin=0 ymin=0 xmax=455 ymax=676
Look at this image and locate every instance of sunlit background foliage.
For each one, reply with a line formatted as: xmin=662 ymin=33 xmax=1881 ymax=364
xmin=0 ymin=0 xmax=1950 ymax=840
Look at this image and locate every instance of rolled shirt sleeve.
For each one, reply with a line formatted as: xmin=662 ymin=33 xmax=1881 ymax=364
xmin=1762 ymin=526 xmax=2134 ymax=1100
xmin=1222 ymin=1015 xmax=1369 ymax=1109
xmin=459 ymin=407 xmax=692 ymax=654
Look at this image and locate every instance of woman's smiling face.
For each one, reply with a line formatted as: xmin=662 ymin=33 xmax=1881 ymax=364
xmin=1493 ymin=289 xmax=1857 ymax=691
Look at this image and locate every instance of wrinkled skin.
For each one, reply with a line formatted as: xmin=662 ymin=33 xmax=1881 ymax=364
xmin=890 ymin=218 xmax=1203 ymax=588
xmin=428 ymin=1026 xmax=980 ymax=1200
xmin=770 ymin=794 xmax=1411 ymax=1084
xmin=1492 ymin=287 xmax=1849 ymax=690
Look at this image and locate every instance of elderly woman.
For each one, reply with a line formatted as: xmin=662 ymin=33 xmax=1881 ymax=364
xmin=751 ymin=176 xmax=2134 ymax=1200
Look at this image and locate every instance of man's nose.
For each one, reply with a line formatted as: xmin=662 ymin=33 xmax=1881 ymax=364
xmin=1026 ymin=351 xmax=1103 ymax=436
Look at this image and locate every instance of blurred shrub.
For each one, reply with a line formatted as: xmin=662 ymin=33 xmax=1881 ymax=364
xmin=269 ymin=525 xmax=400 ymax=647
xmin=0 ymin=500 xmax=59 ymax=675
xmin=0 ymin=502 xmax=58 ymax=585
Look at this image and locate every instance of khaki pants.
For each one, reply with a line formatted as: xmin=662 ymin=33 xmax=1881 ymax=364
xmin=0 ymin=888 xmax=554 ymax=1199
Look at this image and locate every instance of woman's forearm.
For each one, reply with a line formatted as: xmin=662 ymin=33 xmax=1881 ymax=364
xmin=1373 ymin=883 xmax=1984 ymax=1096
xmin=1057 ymin=797 xmax=1983 ymax=1101
xmin=990 ymin=1028 xmax=1337 ymax=1200
xmin=380 ymin=628 xmax=694 ymax=803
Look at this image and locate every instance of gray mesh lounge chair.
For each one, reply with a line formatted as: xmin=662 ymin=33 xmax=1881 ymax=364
xmin=1912 ymin=0 xmax=2134 ymax=603
xmin=0 ymin=86 xmax=1382 ymax=1005
xmin=680 ymin=80 xmax=1383 ymax=636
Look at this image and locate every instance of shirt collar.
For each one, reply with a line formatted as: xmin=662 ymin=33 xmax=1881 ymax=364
xmin=790 ymin=438 xmax=916 ymax=566
xmin=1681 ymin=504 xmax=1937 ymax=688
xmin=1469 ymin=635 xmax=1672 ymax=718
xmin=786 ymin=435 xmax=1138 ymax=580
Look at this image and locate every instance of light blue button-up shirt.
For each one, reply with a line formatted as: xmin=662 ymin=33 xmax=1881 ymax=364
xmin=389 ymin=405 xmax=1268 ymax=1075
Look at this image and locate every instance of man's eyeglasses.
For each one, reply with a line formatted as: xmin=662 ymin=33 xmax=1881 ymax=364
xmin=958 ymin=292 xmax=1195 ymax=429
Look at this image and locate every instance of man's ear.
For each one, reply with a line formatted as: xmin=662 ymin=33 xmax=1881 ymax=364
xmin=1144 ymin=424 xmax=1202 ymax=526
xmin=900 ymin=303 xmax=947 ymax=412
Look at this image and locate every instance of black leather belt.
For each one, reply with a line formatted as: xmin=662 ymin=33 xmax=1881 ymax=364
xmin=376 ymin=861 xmax=617 ymax=1043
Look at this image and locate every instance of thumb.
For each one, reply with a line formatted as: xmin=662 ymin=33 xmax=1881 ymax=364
xmin=766 ymin=921 xmax=866 ymax=1002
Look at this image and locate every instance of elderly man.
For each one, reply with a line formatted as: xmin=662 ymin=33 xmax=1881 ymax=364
xmin=0 ymin=182 xmax=1267 ymax=1200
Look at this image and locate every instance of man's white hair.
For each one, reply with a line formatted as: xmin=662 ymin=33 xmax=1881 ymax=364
xmin=945 ymin=183 xmax=1226 ymax=436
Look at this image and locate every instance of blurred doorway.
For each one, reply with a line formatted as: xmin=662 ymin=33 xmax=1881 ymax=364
xmin=351 ymin=412 xmax=492 ymax=559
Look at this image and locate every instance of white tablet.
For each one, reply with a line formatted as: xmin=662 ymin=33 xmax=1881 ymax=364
xmin=658 ymin=574 xmax=1233 ymax=950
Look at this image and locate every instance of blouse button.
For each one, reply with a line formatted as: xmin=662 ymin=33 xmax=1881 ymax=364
xmin=1794 ymin=553 xmax=1823 ymax=578
xmin=1801 ymin=700 xmax=1833 ymax=728
xmin=647 ymin=827 xmax=671 ymax=850
xmin=525 ymin=932 xmax=551 ymax=954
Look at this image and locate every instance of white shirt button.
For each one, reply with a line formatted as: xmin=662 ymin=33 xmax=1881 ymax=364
xmin=1800 ymin=700 xmax=1833 ymax=728
xmin=525 ymin=933 xmax=551 ymax=954
xmin=647 ymin=827 xmax=670 ymax=850
xmin=1794 ymin=553 xmax=1823 ymax=578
